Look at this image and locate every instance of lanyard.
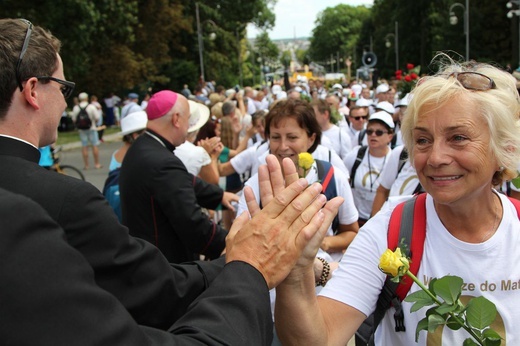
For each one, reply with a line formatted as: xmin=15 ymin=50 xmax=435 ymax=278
xmin=367 ymin=151 xmax=387 ymax=192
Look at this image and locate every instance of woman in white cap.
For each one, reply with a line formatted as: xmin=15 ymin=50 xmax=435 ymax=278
xmin=343 ymin=111 xmax=394 ymax=225
xmin=109 ymin=111 xmax=147 ymax=171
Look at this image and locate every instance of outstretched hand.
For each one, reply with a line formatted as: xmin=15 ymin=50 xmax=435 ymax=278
xmin=225 ymin=155 xmax=343 ymax=289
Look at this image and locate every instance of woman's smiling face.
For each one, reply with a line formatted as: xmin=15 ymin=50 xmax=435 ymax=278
xmin=412 ymin=96 xmax=498 ymax=206
xmin=269 ymin=117 xmax=316 ymax=167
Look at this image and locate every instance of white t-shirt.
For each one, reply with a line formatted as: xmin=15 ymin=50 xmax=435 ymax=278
xmin=321 ymin=192 xmax=520 ymax=345
xmin=379 ymin=145 xmax=421 ymax=197
xmin=230 ymin=141 xmax=269 ymax=177
xmin=238 ymin=161 xmax=358 ymax=262
xmin=344 ymin=125 xmax=369 ymax=149
xmin=174 ymin=141 xmax=211 ymax=176
xmin=322 ymin=125 xmax=353 ymax=160
xmin=344 ymin=146 xmax=392 ymax=219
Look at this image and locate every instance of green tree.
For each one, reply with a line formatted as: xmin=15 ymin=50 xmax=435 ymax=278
xmin=309 ymin=4 xmax=371 ymax=69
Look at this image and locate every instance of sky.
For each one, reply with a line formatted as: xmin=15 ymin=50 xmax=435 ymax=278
xmin=247 ymin=0 xmax=374 ymax=40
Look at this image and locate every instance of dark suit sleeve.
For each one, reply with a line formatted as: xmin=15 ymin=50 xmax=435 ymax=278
xmin=59 ymin=179 xmax=224 ymax=329
xmin=0 ymin=190 xmax=272 ymax=345
xmin=151 ymin=158 xmax=228 ymax=260
xmin=193 ymin=175 xmax=224 ymax=210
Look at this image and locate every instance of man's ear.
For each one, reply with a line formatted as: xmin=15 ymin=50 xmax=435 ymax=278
xmin=22 ymin=77 xmax=40 ymax=110
xmin=171 ymin=112 xmax=181 ymax=129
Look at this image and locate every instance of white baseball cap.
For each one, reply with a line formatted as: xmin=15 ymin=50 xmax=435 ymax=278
xmin=375 ymin=101 xmax=395 ymax=115
xmin=369 ymin=111 xmax=395 ymax=129
xmin=375 ymin=83 xmax=390 ymax=94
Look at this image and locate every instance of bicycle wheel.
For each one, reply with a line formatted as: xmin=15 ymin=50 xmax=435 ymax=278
xmin=58 ymin=165 xmax=86 ymax=181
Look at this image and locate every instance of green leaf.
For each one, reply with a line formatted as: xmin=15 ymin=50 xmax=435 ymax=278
xmin=428 ymin=277 xmax=438 ymax=296
xmin=434 ymin=302 xmax=458 ymax=315
xmin=482 ymin=328 xmax=502 ymax=346
xmin=463 ymin=339 xmax=479 ymax=346
xmin=511 ymin=174 xmax=520 ymax=189
xmin=446 ymin=316 xmax=463 ymax=330
xmin=415 ymin=317 xmax=429 ymax=342
xmin=427 ymin=314 xmax=446 ymax=333
xmin=433 ymin=276 xmax=463 ymax=305
xmin=465 ymin=296 xmax=497 ymax=330
xmin=405 ymin=290 xmax=435 ymax=312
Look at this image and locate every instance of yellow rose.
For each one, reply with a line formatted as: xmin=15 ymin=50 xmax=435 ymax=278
xmin=298 ymin=152 xmax=314 ymax=171
xmin=379 ymin=248 xmax=410 ymax=277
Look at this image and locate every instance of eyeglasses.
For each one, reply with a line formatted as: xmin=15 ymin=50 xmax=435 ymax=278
xmin=16 ymin=19 xmax=33 ymax=91
xmin=366 ymin=129 xmax=388 ymax=136
xmin=36 ymin=76 xmax=76 ymax=99
xmin=449 ymin=72 xmax=496 ymax=91
xmin=351 ymin=115 xmax=369 ymax=121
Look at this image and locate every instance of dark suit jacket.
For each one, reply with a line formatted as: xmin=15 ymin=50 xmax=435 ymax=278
xmin=120 ymin=130 xmax=227 ymax=263
xmin=0 ymin=187 xmax=272 ymax=345
xmin=0 ymin=136 xmax=271 ymax=343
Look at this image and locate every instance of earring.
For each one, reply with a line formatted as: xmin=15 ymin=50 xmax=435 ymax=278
xmin=499 ymin=166 xmax=505 ymax=172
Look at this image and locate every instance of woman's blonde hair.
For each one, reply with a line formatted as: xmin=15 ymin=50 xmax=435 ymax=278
xmin=402 ymin=59 xmax=520 ymax=185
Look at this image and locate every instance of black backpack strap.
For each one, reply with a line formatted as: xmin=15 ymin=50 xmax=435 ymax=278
xmin=358 ymin=129 xmax=366 ymax=146
xmin=396 ymin=147 xmax=408 ymax=178
xmin=350 ymin=146 xmax=368 ymax=188
xmin=390 ymin=134 xmax=397 ymax=149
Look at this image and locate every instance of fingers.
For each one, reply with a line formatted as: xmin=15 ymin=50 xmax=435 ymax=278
xmin=282 ymin=157 xmax=299 ymax=187
xmin=222 ymin=192 xmax=239 ymax=212
xmin=261 ymin=177 xmax=315 ymax=220
xmin=266 ymin=155 xmax=285 ymax=202
xmin=295 ymin=196 xmax=345 ymax=266
xmin=244 ymin=186 xmax=261 ymax=218
xmin=257 ymin=164 xmax=274 ymax=207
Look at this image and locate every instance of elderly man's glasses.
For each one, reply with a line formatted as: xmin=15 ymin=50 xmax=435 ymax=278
xmin=16 ymin=19 xmax=75 ymax=99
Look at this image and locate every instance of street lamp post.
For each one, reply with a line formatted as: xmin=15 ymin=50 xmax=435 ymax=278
xmin=449 ymin=0 xmax=469 ymax=61
xmin=196 ymin=3 xmax=204 ymax=81
xmin=507 ymin=1 xmax=520 ymax=68
xmin=385 ymin=21 xmax=399 ymax=71
xmin=196 ymin=3 xmax=217 ymax=82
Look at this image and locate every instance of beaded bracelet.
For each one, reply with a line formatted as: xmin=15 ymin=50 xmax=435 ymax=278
xmin=316 ymin=257 xmax=331 ymax=287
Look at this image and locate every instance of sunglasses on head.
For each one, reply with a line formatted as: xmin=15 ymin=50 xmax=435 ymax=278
xmin=351 ymin=115 xmax=369 ymax=121
xmin=418 ymin=71 xmax=496 ymax=92
xmin=366 ymin=129 xmax=388 ymax=136
xmin=449 ymin=72 xmax=496 ymax=90
xmin=15 ymin=19 xmax=75 ymax=99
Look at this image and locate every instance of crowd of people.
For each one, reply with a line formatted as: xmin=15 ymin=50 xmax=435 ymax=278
xmin=3 ymin=16 xmax=520 ymax=345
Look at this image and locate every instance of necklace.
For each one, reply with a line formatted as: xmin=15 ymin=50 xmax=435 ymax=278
xmin=481 ymin=196 xmax=500 ymax=242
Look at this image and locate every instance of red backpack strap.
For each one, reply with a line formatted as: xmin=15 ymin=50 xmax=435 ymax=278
xmin=388 ymin=193 xmax=427 ymax=301
xmin=507 ymin=196 xmax=520 ymax=218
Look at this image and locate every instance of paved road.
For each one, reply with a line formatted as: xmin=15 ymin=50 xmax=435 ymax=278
xmin=58 ymin=137 xmax=121 ymax=192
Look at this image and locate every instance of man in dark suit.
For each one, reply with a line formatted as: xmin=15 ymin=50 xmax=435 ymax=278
xmin=120 ymin=90 xmax=233 ymax=263
xmin=0 ymin=18 xmax=342 ymax=343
